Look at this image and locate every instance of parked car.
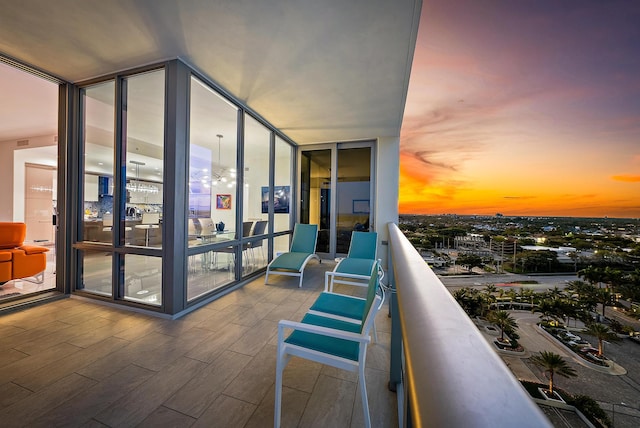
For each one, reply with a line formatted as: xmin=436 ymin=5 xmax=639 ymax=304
xmin=567 ymin=339 xmax=590 ymax=348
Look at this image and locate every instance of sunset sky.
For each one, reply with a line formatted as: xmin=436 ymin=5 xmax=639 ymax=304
xmin=399 ymin=0 xmax=640 ymax=218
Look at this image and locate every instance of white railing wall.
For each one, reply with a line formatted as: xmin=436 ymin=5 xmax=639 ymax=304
xmin=387 ymin=223 xmax=551 ymax=428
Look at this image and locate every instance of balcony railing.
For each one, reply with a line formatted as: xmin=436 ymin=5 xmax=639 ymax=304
xmin=387 ymin=223 xmax=552 ymax=428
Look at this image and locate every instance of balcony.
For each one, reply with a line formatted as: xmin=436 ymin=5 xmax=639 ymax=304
xmin=0 ymin=224 xmax=550 ymax=427
xmin=0 ymin=260 xmax=395 ymax=427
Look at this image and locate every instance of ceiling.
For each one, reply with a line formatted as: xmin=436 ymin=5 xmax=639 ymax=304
xmin=0 ymin=0 xmax=421 ymax=145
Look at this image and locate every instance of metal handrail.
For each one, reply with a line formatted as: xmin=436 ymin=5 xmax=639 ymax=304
xmin=387 ymin=223 xmax=551 ymax=428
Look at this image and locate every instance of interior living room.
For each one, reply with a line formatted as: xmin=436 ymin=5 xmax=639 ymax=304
xmin=0 ymin=62 xmax=59 ymax=299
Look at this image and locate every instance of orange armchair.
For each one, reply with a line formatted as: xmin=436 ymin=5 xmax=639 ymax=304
xmin=0 ymin=222 xmax=49 ymax=285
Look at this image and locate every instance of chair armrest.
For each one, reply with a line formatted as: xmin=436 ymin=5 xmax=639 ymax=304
xmin=278 ymin=319 xmax=371 ymax=344
xmin=324 ymin=270 xmax=371 ymax=292
xmin=325 ymin=271 xmax=371 ymax=280
xmin=18 ymin=245 xmax=49 ymax=255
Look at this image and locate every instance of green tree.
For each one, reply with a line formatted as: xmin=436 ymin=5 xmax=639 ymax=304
xmin=484 ymin=284 xmax=497 ymax=294
xmin=535 ymin=300 xmax=562 ymax=324
xmin=583 ymin=323 xmax=620 ymax=356
xmin=530 ymin=351 xmax=577 ymax=395
xmin=619 ymin=269 xmax=640 ymax=301
xmin=456 ymin=253 xmax=484 ymax=272
xmin=567 ymin=395 xmax=611 ymax=428
xmin=487 ymin=310 xmax=517 ymax=340
xmin=453 ymin=287 xmax=483 ymax=317
xmin=579 ymin=265 xmax=606 ymax=288
xmin=565 ymin=280 xmax=598 ymax=316
xmin=516 ymin=250 xmax=559 ymax=273
xmin=596 ymin=288 xmax=614 ymax=319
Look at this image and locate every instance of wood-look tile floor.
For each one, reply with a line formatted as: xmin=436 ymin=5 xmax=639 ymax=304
xmin=0 ymin=261 xmax=397 ymax=428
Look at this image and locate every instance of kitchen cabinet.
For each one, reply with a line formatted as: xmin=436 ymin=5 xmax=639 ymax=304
xmin=85 ymin=174 xmax=99 ymax=201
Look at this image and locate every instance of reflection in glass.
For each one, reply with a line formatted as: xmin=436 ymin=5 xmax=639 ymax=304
xmin=243 ymin=115 xmax=270 ymax=275
xmin=274 ymin=136 xmax=293 ymax=233
xmin=124 ymin=254 xmax=162 ymax=306
xmin=80 ymin=249 xmax=113 ymax=296
xmin=82 ymin=80 xmax=115 ymax=243
xmin=124 ymin=69 xmax=165 ymax=248
xmin=336 ymin=147 xmax=371 ymax=254
xmin=187 ymin=246 xmax=235 ymax=301
xmin=188 ymin=76 xmax=238 ymax=247
xmin=274 ymin=235 xmax=290 ymax=258
xmin=300 ymin=149 xmax=331 ymax=253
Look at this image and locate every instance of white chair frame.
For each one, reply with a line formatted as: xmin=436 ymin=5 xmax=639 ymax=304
xmin=274 ymin=293 xmax=382 ymax=428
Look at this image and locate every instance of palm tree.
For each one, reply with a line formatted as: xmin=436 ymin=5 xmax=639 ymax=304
xmin=583 ymin=323 xmax=620 ymax=356
xmin=535 ymin=300 xmax=561 ymax=324
xmin=506 ymin=288 xmax=518 ymax=308
xmin=547 ymin=286 xmax=565 ymax=301
xmin=579 ymin=265 xmax=606 ymax=288
xmin=487 ymin=310 xmax=517 ymax=341
xmin=530 ymin=351 xmax=577 ymax=395
xmin=484 ymin=284 xmax=497 ymax=294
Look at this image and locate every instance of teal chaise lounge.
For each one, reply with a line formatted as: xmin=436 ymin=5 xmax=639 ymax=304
xmin=265 ymin=223 xmax=320 ymax=288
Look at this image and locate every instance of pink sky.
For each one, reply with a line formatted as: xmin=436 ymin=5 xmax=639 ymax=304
xmin=399 ymin=0 xmax=640 ymax=218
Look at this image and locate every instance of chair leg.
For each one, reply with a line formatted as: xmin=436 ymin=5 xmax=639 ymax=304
xmin=21 ymin=271 xmax=45 ymax=284
xmin=275 ymin=354 xmax=284 ymax=428
xmin=298 ymin=272 xmax=303 ymax=288
xmin=275 ymin=343 xmax=292 ymax=428
xmin=359 ymin=363 xmax=371 ymax=428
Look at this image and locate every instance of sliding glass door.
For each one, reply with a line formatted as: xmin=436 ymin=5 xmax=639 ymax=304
xmin=300 ymin=142 xmax=373 ymax=258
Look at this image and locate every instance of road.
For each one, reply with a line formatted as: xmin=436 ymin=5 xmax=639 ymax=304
xmin=477 ymin=310 xmax=640 ymax=428
xmin=439 ymin=272 xmax=579 ymax=291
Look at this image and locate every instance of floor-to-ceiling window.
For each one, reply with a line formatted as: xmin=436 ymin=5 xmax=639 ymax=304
xmin=122 ymin=69 xmax=165 ymax=305
xmin=80 ymin=80 xmax=115 ymax=296
xmin=300 ymin=142 xmax=373 ymax=257
xmin=242 ymin=114 xmax=270 ymax=275
xmin=300 ymin=149 xmax=331 ymax=253
xmin=186 ymin=75 xmax=239 ymax=301
xmin=336 ymin=146 xmax=372 ymax=253
xmin=78 ymin=69 xmax=166 ymax=307
xmin=0 ymin=60 xmax=60 ymax=301
xmin=71 ymin=59 xmax=297 ymax=314
xmin=273 ymin=136 xmax=294 ymax=255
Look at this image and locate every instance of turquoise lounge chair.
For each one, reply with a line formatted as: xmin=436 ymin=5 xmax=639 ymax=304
xmin=275 ymin=269 xmax=382 ymax=428
xmin=309 ymin=261 xmax=384 ymax=342
xmin=265 ymin=223 xmax=320 ymax=288
xmin=325 ymin=231 xmax=378 ymax=291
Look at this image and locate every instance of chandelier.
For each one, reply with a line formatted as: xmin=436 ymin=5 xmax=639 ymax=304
xmin=190 ymin=134 xmax=237 ymax=190
xmin=127 ymin=160 xmax=159 ymax=194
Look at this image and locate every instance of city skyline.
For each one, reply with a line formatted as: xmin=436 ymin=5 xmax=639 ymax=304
xmin=399 ymin=0 xmax=640 ymax=219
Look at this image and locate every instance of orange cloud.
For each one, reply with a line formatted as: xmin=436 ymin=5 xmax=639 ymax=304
xmin=611 ymin=175 xmax=640 ymax=183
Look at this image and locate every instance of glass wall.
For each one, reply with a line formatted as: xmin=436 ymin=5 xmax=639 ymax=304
xmin=300 ymin=149 xmax=331 ymax=253
xmin=336 ymin=146 xmax=371 ymax=253
xmin=124 ymin=254 xmax=162 ymax=305
xmin=274 ymin=136 xmax=293 ymax=233
xmin=80 ymin=248 xmax=112 ymax=296
xmin=243 ymin=114 xmax=270 ymax=274
xmin=124 ymin=70 xmax=165 ymax=248
xmin=80 ymin=80 xmax=115 ymax=296
xmin=82 ymin=80 xmax=115 ymax=246
xmin=274 ymin=136 xmax=293 ymax=254
xmin=73 ymin=60 xmax=298 ymax=313
xmin=187 ymin=76 xmax=239 ymax=300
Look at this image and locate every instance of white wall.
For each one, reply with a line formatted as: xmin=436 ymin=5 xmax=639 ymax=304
xmin=0 ymin=135 xmax=57 ymax=222
xmin=374 ymin=136 xmax=400 ymax=269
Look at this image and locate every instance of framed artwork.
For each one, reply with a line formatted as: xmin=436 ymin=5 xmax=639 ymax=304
xmin=261 ymin=185 xmax=290 ymax=214
xmin=352 ymin=199 xmax=370 ymax=214
xmin=216 ymin=194 xmax=232 ymax=209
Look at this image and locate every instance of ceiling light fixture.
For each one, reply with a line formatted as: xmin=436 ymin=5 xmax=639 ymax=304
xmin=127 ymin=160 xmax=159 ymax=194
